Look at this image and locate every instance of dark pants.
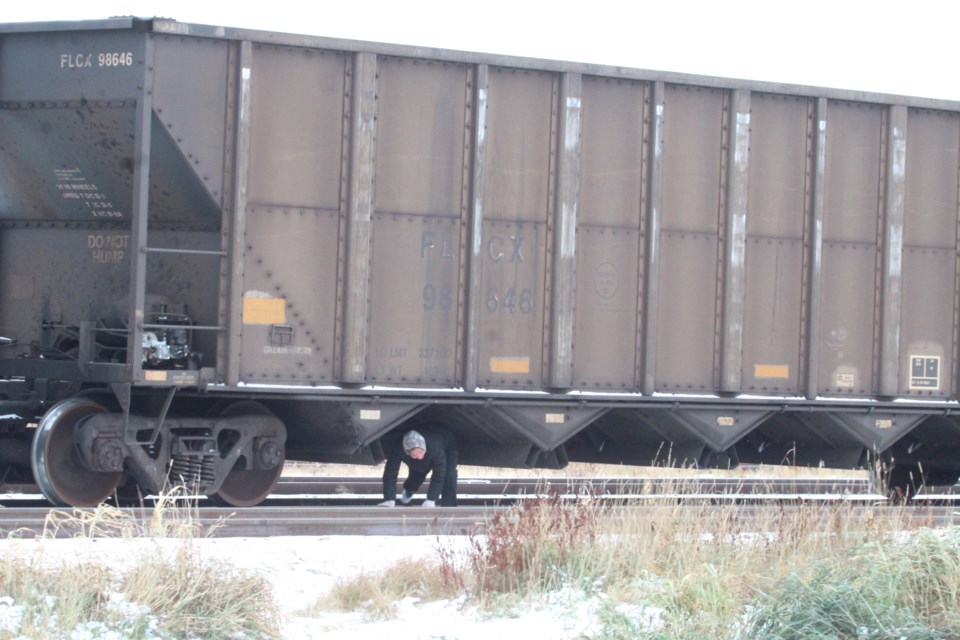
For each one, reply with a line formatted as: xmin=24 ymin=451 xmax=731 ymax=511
xmin=403 ymin=447 xmax=459 ymax=506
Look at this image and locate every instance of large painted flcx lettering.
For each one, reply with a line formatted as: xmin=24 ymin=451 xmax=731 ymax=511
xmin=419 ymin=230 xmax=455 ymax=259
xmin=487 ymin=235 xmax=525 ymax=263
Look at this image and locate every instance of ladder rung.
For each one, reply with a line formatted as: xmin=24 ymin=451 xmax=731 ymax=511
xmin=142 ymin=324 xmax=225 ymax=332
xmin=143 ymin=247 xmax=226 ymax=257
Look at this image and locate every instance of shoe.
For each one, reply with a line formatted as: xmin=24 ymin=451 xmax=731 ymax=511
xmin=400 ymin=490 xmax=413 ymax=504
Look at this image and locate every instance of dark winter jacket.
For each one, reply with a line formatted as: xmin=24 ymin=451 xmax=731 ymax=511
xmin=382 ymin=428 xmax=457 ymax=501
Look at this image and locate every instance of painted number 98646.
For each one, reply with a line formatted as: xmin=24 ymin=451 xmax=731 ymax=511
xmin=98 ymin=52 xmax=134 ymax=67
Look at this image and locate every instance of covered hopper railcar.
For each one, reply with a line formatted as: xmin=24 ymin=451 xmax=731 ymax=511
xmin=1 ymin=18 xmax=959 ymax=506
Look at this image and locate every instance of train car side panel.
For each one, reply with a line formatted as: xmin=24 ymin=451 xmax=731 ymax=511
xmin=655 ymin=85 xmax=724 ymax=392
xmin=366 ymin=58 xmax=469 ymax=386
xmin=899 ymin=108 xmax=960 ymax=398
xmin=571 ymin=76 xmax=647 ymax=390
xmin=817 ymin=101 xmax=883 ymax=396
xmin=239 ymin=44 xmax=347 ymax=383
xmin=741 ymin=93 xmax=811 ymax=395
xmin=246 ymin=44 xmax=346 ymax=209
xmin=153 ymin=34 xmax=229 ymax=209
xmin=475 ymin=68 xmax=553 ymax=389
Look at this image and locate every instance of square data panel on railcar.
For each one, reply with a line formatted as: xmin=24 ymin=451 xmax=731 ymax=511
xmin=0 ymin=107 xmax=135 ymax=222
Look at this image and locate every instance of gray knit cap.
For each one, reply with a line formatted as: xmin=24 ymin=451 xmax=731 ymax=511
xmin=402 ymin=430 xmax=427 ymax=453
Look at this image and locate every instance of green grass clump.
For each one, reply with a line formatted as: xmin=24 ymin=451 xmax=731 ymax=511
xmin=743 ymin=529 xmax=960 ymax=640
xmin=745 ymin=567 xmax=938 ymax=640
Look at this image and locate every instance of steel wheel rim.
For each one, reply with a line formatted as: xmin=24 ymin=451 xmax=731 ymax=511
xmin=32 ymin=398 xmax=122 ymax=507
xmin=208 ymin=401 xmax=285 ymax=507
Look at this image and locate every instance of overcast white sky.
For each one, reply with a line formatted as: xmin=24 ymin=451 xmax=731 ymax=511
xmin=3 ymin=0 xmax=958 ymax=102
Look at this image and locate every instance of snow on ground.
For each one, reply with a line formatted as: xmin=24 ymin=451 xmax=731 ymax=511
xmin=0 ymin=535 xmax=621 ymax=640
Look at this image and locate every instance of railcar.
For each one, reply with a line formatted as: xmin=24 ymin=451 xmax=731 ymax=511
xmin=0 ymin=17 xmax=959 ymax=506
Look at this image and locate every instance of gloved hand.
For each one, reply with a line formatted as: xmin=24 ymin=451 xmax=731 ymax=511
xmin=377 ymin=500 xmax=395 ymax=507
xmin=400 ymin=490 xmax=413 ymax=505
xmin=422 ymin=499 xmax=436 ymax=508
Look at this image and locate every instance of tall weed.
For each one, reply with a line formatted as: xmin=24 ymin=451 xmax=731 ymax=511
xmin=466 ymin=492 xmax=603 ymax=595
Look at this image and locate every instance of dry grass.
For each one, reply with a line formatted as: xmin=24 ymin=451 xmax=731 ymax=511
xmin=0 ymin=555 xmax=113 ymax=637
xmin=442 ymin=494 xmax=957 ymax=637
xmin=310 ymin=557 xmax=459 ymax=620
xmin=0 ymin=494 xmax=281 ymax=639
xmin=461 ymin=492 xmax=604 ymax=595
xmin=304 ymin=480 xmax=959 ymax=638
xmin=39 ymin=487 xmax=209 ymax=540
xmin=122 ymin=542 xmax=280 ymax=639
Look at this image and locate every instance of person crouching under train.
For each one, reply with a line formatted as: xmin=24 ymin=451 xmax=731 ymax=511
xmin=379 ymin=428 xmax=458 ymax=507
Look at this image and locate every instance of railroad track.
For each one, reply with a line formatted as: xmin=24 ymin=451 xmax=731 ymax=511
xmin=1 ymin=503 xmax=958 ymax=538
xmin=0 ymin=474 xmax=954 ymax=538
xmin=0 ymin=505 xmax=489 ymax=538
xmin=269 ymin=474 xmax=884 ymax=503
xmin=0 ymin=475 xmax=885 ymax=506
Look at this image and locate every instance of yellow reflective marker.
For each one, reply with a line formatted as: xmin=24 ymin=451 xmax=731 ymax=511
xmin=754 ymin=364 xmax=789 ymax=379
xmin=243 ymin=297 xmax=286 ymax=325
xmin=491 ymin=357 xmax=530 ymax=374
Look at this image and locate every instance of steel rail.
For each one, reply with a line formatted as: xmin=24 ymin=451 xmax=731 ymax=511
xmin=272 ymin=475 xmax=879 ymax=498
xmin=0 ymin=504 xmax=957 ymax=538
xmin=0 ymin=476 xmax=881 ymax=500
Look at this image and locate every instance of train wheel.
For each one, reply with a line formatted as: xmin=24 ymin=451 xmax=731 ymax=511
xmin=32 ymin=398 xmax=122 ymax=507
xmin=208 ymin=401 xmax=285 ymax=507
